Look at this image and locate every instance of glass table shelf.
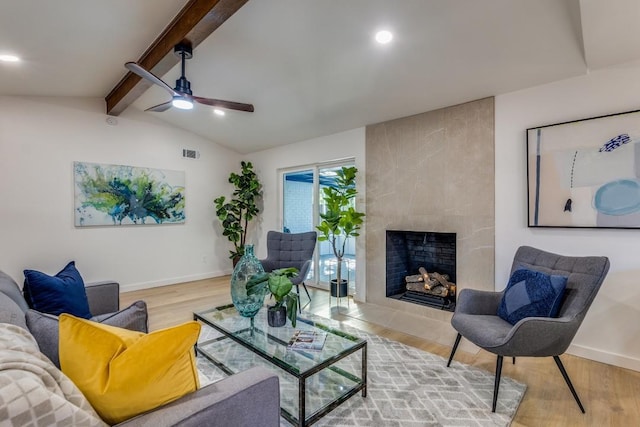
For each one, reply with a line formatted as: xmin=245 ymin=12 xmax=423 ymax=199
xmin=194 ymin=304 xmax=367 ymax=426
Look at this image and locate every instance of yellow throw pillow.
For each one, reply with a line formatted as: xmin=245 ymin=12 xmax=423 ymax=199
xmin=59 ymin=314 xmax=200 ymax=425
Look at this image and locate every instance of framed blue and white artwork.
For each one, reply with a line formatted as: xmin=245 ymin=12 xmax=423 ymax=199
xmin=527 ymin=109 xmax=640 ymax=228
xmin=74 ymin=161 xmax=185 ymax=227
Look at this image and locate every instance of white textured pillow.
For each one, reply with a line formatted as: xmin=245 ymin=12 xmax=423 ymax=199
xmin=0 ymin=323 xmax=106 ymax=426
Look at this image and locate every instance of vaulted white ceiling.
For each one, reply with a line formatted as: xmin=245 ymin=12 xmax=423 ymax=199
xmin=0 ymin=0 xmax=188 ymax=97
xmin=2 ymin=0 xmax=640 ymax=154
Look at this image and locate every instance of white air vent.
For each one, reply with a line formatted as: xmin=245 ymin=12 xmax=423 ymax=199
xmin=182 ymin=149 xmax=200 ymax=159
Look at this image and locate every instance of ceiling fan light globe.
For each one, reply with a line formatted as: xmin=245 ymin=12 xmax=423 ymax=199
xmin=0 ymin=54 xmax=20 ymax=62
xmin=172 ymin=97 xmax=194 ymax=110
xmin=375 ymin=30 xmax=393 ymax=44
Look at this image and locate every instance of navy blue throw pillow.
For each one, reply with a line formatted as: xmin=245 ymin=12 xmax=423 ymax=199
xmin=23 ymin=261 xmax=92 ymax=319
xmin=497 ymin=268 xmax=567 ymax=325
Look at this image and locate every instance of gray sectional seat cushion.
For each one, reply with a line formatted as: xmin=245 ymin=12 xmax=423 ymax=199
xmin=0 ymin=271 xmax=30 ymax=311
xmin=117 ymin=366 xmax=281 ymax=427
xmin=26 ymin=300 xmax=148 ymax=368
xmin=0 ymin=296 xmax=28 ymax=330
xmin=0 ymin=271 xmax=29 ymax=329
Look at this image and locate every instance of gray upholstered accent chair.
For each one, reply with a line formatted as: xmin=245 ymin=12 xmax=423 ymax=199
xmin=260 ymin=231 xmax=317 ymax=311
xmin=447 ymin=246 xmax=610 ymax=413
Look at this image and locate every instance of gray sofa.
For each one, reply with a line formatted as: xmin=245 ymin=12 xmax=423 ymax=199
xmin=0 ymin=270 xmax=280 ymax=427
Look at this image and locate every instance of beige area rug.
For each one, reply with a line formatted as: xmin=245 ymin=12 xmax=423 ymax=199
xmin=196 ymin=315 xmax=525 ymax=427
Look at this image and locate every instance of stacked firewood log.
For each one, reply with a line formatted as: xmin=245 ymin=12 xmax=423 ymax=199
xmin=405 ymin=267 xmax=456 ymax=297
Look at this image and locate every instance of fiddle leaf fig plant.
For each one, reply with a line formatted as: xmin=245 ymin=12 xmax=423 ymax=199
xmin=214 ymin=161 xmax=262 ymax=261
xmin=316 ymin=166 xmax=365 ymax=288
xmin=246 ymin=267 xmax=298 ymax=327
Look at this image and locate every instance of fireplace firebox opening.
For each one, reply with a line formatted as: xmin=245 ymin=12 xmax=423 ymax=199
xmin=386 ymin=230 xmax=456 ymax=311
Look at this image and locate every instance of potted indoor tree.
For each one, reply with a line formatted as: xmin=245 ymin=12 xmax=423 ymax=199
xmin=214 ymin=161 xmax=262 ymax=265
xmin=246 ymin=268 xmax=299 ymax=327
xmin=316 ymin=166 xmax=365 ymax=299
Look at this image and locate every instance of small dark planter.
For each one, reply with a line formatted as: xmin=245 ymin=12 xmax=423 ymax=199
xmin=232 ymin=256 xmax=241 ymax=268
xmin=330 ymin=279 xmax=348 ymax=298
xmin=267 ymin=305 xmax=287 ymax=327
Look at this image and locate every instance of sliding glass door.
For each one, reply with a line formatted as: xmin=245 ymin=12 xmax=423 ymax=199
xmin=281 ymin=161 xmax=356 ymax=289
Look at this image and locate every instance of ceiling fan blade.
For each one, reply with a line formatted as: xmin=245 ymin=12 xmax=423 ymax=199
xmin=125 ymin=62 xmax=178 ymax=97
xmin=144 ymin=101 xmax=173 ymax=112
xmin=192 ymin=96 xmax=255 ymax=112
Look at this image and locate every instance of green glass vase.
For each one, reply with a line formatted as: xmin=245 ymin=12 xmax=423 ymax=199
xmin=230 ymin=245 xmax=266 ymax=318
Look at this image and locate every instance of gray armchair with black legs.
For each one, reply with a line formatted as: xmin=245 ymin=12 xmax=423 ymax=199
xmin=260 ymin=230 xmax=317 ymax=312
xmin=446 ymin=246 xmax=610 ymax=413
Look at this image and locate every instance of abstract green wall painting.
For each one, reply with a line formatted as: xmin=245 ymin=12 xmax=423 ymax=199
xmin=74 ymin=162 xmax=185 ymax=226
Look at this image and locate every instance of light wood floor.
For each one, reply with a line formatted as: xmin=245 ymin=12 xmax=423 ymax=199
xmin=121 ymin=276 xmax=640 ymax=427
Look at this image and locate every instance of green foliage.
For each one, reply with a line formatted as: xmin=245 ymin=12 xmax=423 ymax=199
xmin=214 ymin=161 xmax=262 ymax=260
xmin=246 ymin=268 xmax=299 ymax=327
xmin=316 ymin=166 xmax=365 ymax=286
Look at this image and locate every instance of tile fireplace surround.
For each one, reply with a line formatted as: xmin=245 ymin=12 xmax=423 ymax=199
xmin=364 ymin=97 xmax=495 ymax=346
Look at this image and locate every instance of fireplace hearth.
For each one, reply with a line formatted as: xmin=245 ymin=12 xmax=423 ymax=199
xmin=386 ymin=230 xmax=456 ymax=311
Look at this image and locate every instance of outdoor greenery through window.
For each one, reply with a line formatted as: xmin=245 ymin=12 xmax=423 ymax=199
xmin=281 ymin=162 xmax=357 ymax=289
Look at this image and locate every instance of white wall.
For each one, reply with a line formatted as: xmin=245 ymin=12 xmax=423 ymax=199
xmin=0 ymin=96 xmax=241 ymax=291
xmin=495 ymin=60 xmax=640 ymax=371
xmin=245 ymin=128 xmax=366 ymax=299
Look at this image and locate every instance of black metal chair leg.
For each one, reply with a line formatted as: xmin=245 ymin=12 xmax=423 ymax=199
xmin=295 ymin=284 xmax=302 ymax=313
xmin=554 ymin=355 xmax=585 ymax=413
xmin=492 ymin=355 xmax=503 ymax=413
xmin=301 ymin=281 xmax=311 ymax=300
xmin=513 ymin=357 xmax=516 ymax=364
xmin=447 ymin=333 xmax=462 ymax=367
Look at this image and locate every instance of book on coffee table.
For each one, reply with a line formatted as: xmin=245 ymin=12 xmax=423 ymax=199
xmin=287 ymin=329 xmax=327 ymax=351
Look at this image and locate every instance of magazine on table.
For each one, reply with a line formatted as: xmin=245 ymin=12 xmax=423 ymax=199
xmin=287 ymin=329 xmax=327 ymax=351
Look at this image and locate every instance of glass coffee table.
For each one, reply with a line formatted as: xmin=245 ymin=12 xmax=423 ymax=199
xmin=194 ymin=304 xmax=367 ymax=426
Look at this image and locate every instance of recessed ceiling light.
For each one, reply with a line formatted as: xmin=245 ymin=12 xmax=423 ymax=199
xmin=375 ymin=30 xmax=393 ymax=44
xmin=213 ymin=109 xmax=225 ymax=116
xmin=0 ymin=54 xmax=20 ymax=62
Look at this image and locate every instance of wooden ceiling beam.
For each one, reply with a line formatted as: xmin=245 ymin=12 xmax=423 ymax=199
xmin=105 ymin=0 xmax=248 ymax=116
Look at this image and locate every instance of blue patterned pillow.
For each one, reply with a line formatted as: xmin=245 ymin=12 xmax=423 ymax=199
xmin=23 ymin=261 xmax=92 ymax=319
xmin=497 ymin=268 xmax=567 ymax=325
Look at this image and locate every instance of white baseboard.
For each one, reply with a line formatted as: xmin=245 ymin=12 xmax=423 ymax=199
xmin=119 ymin=270 xmax=232 ymax=293
xmin=568 ymin=343 xmax=640 ymax=372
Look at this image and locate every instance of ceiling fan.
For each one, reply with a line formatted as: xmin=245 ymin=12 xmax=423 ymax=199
xmin=125 ymin=43 xmax=254 ymax=113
